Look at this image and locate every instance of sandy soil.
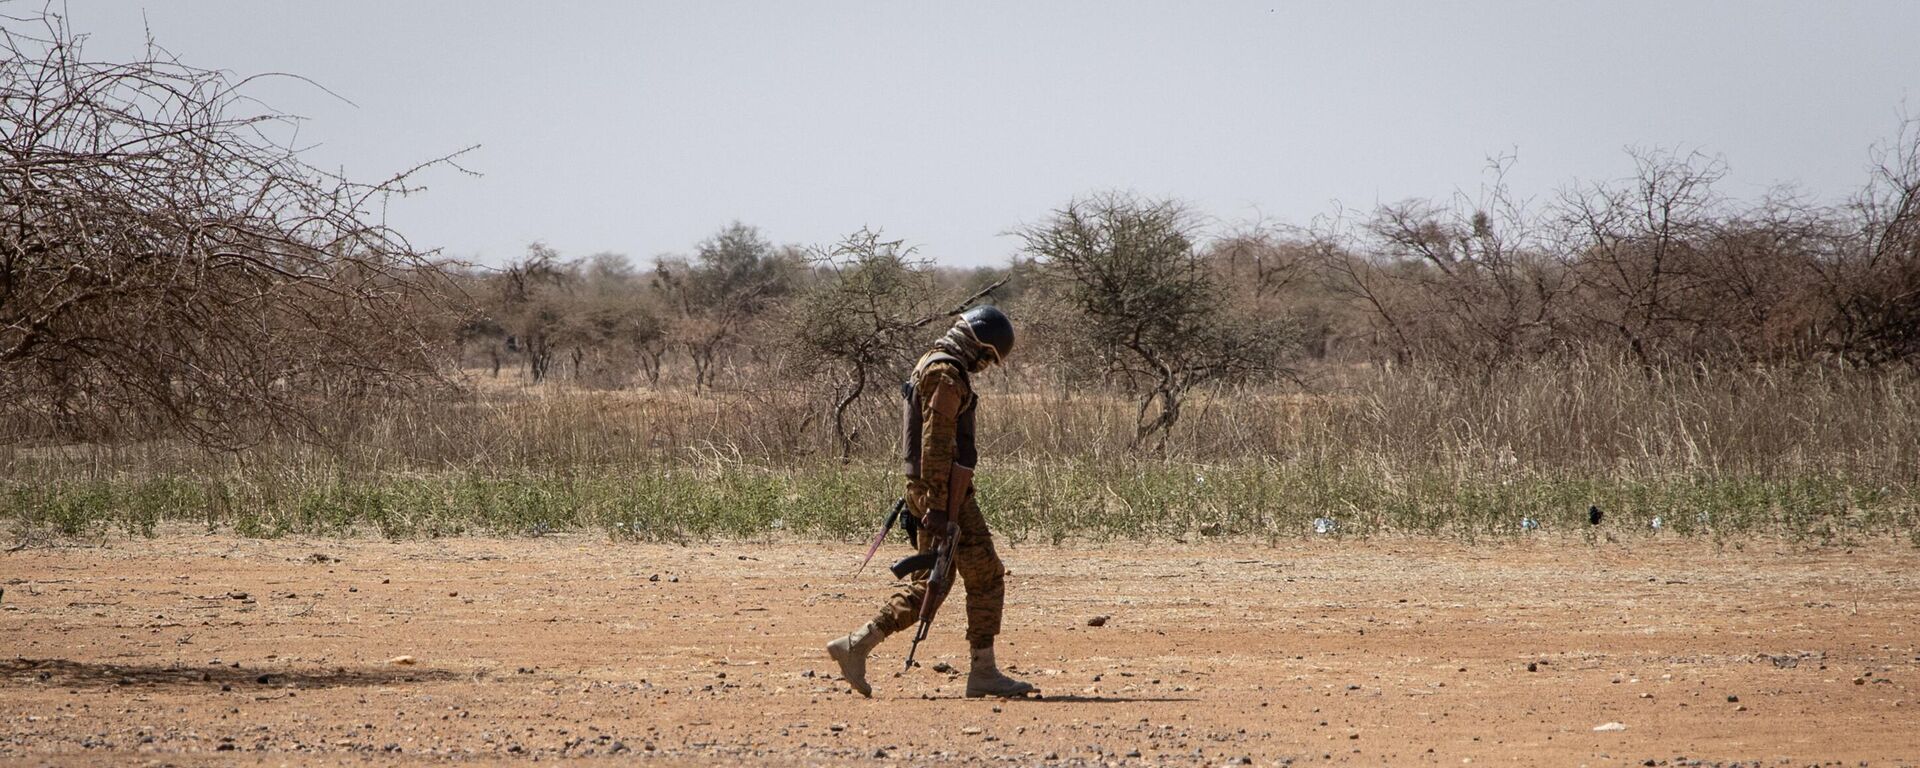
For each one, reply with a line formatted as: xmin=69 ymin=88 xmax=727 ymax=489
xmin=1 ymin=532 xmax=1916 ymax=766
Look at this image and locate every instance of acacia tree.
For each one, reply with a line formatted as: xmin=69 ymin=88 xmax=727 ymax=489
xmin=1016 ymin=193 xmax=1296 ymax=450
xmin=790 ymin=228 xmax=1009 ymax=460
xmin=495 ymin=244 xmax=571 ymax=383
xmin=653 ymin=222 xmax=792 ymax=389
xmin=0 ymin=11 xmax=466 ymax=446
xmin=792 ymin=229 xmax=937 ymax=460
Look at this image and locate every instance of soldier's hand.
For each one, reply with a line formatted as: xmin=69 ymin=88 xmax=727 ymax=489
xmin=923 ymin=509 xmax=950 ymax=535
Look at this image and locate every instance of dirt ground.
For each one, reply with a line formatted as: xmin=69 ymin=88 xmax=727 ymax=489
xmin=1 ymin=532 xmax=1916 ymax=767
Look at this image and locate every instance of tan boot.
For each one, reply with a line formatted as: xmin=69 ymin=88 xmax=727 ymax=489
xmin=825 ymin=621 xmax=887 ymax=697
xmin=965 ymin=645 xmax=1036 ymax=698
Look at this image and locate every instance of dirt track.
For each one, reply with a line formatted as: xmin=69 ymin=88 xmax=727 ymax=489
xmin=2 ymin=533 xmax=1916 ymax=766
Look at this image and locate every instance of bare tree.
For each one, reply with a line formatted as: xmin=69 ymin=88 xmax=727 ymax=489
xmin=1553 ymin=148 xmax=1726 ymax=368
xmin=1819 ymin=120 xmax=1920 ymax=367
xmin=0 ymin=10 xmax=467 ymax=446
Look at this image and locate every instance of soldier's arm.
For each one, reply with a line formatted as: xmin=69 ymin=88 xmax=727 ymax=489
xmin=918 ymin=365 xmax=966 ymax=530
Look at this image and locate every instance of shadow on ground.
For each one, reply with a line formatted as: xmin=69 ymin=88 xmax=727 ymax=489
xmin=0 ymin=658 xmax=464 ymax=689
xmin=1024 ymin=695 xmax=1201 ymax=704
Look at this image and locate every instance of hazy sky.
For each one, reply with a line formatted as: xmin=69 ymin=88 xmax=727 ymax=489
xmin=52 ymin=1 xmax=1920 ymax=267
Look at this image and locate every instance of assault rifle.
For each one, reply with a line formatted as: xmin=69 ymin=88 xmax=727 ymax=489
xmin=896 ymin=518 xmax=959 ymax=671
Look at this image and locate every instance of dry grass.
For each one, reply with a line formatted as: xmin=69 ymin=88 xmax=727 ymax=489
xmin=4 ymin=359 xmax=1916 ymax=543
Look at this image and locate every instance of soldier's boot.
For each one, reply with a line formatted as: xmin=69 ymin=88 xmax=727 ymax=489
xmin=825 ymin=621 xmax=887 ymax=697
xmin=965 ymin=645 xmax=1036 ymax=698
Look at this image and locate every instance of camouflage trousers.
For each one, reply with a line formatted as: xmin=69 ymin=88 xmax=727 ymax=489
xmin=871 ymin=484 xmax=1004 ymax=649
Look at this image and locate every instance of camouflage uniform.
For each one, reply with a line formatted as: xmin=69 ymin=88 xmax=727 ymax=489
xmin=871 ymin=351 xmax=1004 ymax=649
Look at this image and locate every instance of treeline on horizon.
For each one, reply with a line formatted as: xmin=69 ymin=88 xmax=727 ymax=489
xmin=443 ymin=136 xmax=1920 ymax=445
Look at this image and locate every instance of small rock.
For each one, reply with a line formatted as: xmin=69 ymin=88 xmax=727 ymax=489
xmin=1726 ymin=695 xmax=1739 ymax=703
xmin=387 ymin=656 xmax=417 ymax=666
xmin=932 ymin=661 xmax=956 ymax=674
xmin=1087 ymin=615 xmax=1110 ymax=627
xmin=1526 ymin=662 xmax=1538 ymax=672
xmin=1854 ymin=677 xmax=1866 ymax=685
xmin=227 ymin=591 xmax=249 ymax=600
xmin=1592 ymin=722 xmax=1627 ymax=732
xmin=648 ymin=574 xmax=660 ymax=582
xmin=960 ymin=726 xmax=983 ymax=736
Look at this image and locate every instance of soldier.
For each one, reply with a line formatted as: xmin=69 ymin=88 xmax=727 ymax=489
xmin=826 ymin=305 xmax=1036 ymax=699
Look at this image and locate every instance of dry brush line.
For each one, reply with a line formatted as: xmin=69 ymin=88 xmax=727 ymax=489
xmin=1 ymin=8 xmax=471 ymax=449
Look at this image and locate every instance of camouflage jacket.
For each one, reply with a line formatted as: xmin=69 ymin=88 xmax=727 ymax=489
xmin=899 ymin=350 xmax=977 ymax=516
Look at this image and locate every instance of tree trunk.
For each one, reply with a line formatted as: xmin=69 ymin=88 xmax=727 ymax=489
xmin=832 ymin=367 xmax=867 ymax=463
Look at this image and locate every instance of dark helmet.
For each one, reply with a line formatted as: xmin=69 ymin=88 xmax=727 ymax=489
xmin=960 ymin=305 xmax=1015 ymax=366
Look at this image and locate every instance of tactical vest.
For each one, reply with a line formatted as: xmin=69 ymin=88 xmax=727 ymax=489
xmin=900 ymin=352 xmax=977 ymax=479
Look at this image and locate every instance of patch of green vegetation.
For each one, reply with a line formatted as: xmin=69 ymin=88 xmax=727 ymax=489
xmin=0 ymin=462 xmax=1911 ymax=544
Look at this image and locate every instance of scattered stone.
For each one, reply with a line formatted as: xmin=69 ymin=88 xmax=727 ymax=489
xmin=255 ymin=674 xmax=271 ymax=685
xmin=1855 ymin=677 xmax=1867 ymax=685
xmin=1726 ymin=695 xmax=1739 ymax=703
xmin=227 ymin=591 xmax=249 ymax=600
xmin=1592 ymin=722 xmax=1627 ymax=732
xmin=1087 ymin=615 xmax=1110 ymax=627
xmin=932 ymin=661 xmax=956 ymax=674
xmin=649 ymin=574 xmax=660 ymax=582
xmin=387 ymin=656 xmax=417 ymax=666
xmin=1527 ymin=662 xmax=1538 ymax=672
xmin=960 ymin=726 xmax=983 ymax=736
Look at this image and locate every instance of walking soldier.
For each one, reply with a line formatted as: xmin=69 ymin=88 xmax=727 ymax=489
xmin=826 ymin=305 xmax=1037 ymax=698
